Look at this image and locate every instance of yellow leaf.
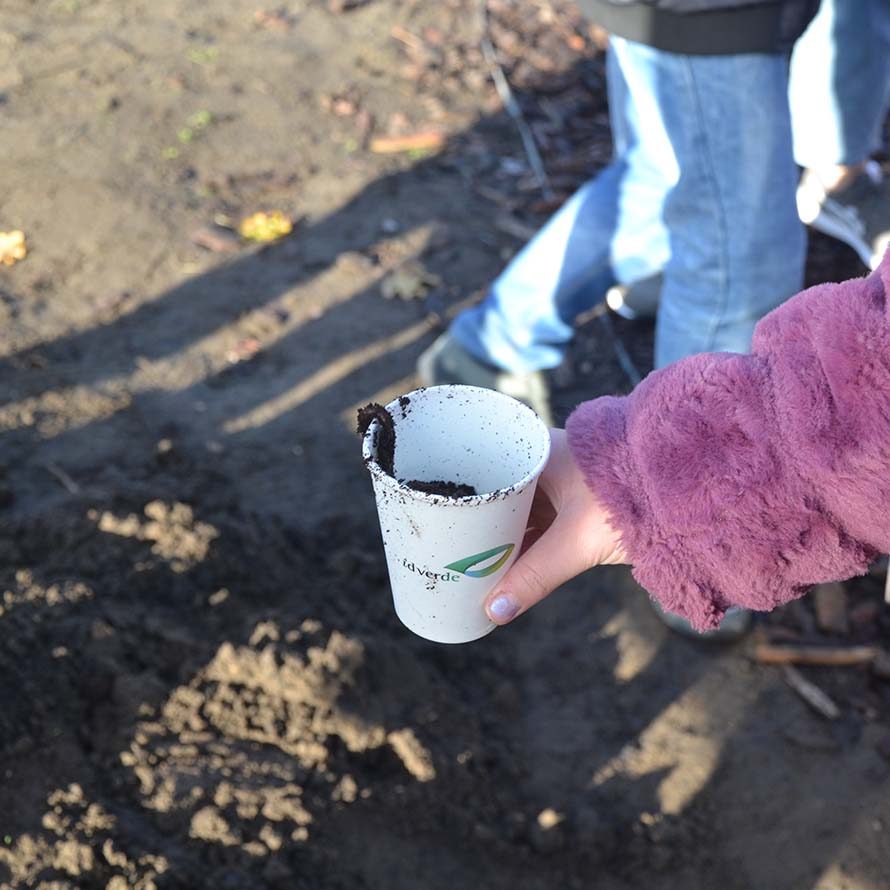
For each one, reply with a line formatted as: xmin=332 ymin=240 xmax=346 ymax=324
xmin=0 ymin=230 xmax=26 ymax=266
xmin=238 ymin=211 xmax=293 ymax=243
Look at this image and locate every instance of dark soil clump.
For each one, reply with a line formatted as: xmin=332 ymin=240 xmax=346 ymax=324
xmin=404 ymin=479 xmax=478 ymax=497
xmin=357 ymin=402 xmax=396 ymax=475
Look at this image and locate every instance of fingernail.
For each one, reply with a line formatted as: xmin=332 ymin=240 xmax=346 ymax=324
xmin=487 ymin=593 xmax=519 ymax=623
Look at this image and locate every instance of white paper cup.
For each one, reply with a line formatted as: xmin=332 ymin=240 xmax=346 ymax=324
xmin=362 ymin=385 xmax=551 ymax=644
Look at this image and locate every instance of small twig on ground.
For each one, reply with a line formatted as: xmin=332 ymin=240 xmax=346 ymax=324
xmin=494 ymin=212 xmax=538 ymax=241
xmin=477 ymin=0 xmax=553 ymax=200
xmin=783 ymin=665 xmax=841 ymax=720
xmin=753 ymin=642 xmax=879 ymax=666
xmin=574 ymin=302 xmax=608 ymax=326
xmin=370 ymin=131 xmax=445 ymax=154
xmin=596 ymin=311 xmax=642 ymax=387
xmin=390 ymin=24 xmax=425 ymax=50
xmin=44 ymin=463 xmax=80 ymax=494
xmin=475 ymin=184 xmax=519 ymax=210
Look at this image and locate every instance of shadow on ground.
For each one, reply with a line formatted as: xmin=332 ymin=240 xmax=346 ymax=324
xmin=0 ymin=7 xmax=885 ymax=887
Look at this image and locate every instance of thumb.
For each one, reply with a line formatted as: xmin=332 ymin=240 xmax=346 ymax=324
xmin=484 ymin=513 xmax=593 ymax=625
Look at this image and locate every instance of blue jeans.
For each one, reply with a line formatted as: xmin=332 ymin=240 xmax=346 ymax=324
xmin=451 ymin=0 xmax=888 ymax=373
xmin=790 ymin=0 xmax=890 ymax=167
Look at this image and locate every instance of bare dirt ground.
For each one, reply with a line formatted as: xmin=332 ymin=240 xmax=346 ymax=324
xmin=1 ymin=1 xmax=889 ymax=888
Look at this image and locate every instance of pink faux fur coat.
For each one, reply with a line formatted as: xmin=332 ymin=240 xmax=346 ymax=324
xmin=567 ymin=252 xmax=890 ymax=631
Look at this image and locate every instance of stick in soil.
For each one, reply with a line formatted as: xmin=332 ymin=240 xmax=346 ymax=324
xmin=753 ymin=642 xmax=879 ymax=667
xmin=476 ymin=0 xmax=553 ymax=201
xmin=783 ymin=665 xmax=841 ymax=720
xmin=370 ymin=131 xmax=445 ymax=154
xmin=596 ymin=311 xmax=642 ymax=387
xmin=494 ymin=212 xmax=538 ymax=242
xmin=44 ymin=462 xmax=80 ymax=494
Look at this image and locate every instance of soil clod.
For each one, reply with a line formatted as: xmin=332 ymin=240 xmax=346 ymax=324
xmin=357 ymin=403 xmax=396 ymax=475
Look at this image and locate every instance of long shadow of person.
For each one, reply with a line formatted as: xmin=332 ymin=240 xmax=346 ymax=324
xmin=0 ymin=49 xmax=623 ymax=530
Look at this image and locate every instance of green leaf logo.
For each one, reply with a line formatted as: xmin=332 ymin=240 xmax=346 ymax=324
xmin=445 ymin=543 xmax=515 ymax=578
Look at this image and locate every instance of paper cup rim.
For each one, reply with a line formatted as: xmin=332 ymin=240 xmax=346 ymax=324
xmin=362 ymin=385 xmax=551 ymax=507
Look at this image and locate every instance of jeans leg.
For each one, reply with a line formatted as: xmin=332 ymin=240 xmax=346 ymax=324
xmin=451 ymin=165 xmax=622 ymax=372
xmin=790 ymin=0 xmax=890 ymax=167
xmin=450 ymin=42 xmax=672 ymax=373
xmin=654 ymin=51 xmax=806 ymax=367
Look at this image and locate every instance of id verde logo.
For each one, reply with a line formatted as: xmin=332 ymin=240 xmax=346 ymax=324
xmin=445 ymin=543 xmax=515 ymax=578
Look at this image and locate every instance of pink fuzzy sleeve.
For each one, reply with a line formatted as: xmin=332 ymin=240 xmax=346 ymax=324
xmin=566 ymin=252 xmax=890 ymax=631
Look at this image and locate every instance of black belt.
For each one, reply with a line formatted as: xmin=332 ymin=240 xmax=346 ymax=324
xmin=578 ymin=0 xmax=788 ymax=55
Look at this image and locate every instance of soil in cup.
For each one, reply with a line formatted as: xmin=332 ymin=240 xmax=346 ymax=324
xmin=357 ymin=402 xmax=478 ymax=498
xmin=403 ymin=479 xmax=477 ymax=497
xmin=357 ymin=402 xmax=396 ymax=475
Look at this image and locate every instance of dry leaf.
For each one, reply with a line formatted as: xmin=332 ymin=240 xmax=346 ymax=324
xmin=238 ymin=211 xmax=293 ymax=242
xmin=0 ymin=230 xmax=27 ymax=266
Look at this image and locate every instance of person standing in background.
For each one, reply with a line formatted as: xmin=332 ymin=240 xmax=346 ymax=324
xmin=419 ymin=0 xmax=890 ymax=637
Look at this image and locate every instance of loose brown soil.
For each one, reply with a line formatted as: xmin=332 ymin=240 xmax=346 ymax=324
xmin=1 ymin=1 xmax=888 ymax=888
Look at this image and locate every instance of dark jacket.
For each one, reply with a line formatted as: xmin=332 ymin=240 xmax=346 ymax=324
xmin=578 ymin=0 xmax=820 ymax=55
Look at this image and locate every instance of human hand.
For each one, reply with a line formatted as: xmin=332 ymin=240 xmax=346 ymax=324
xmin=484 ymin=428 xmax=627 ymax=625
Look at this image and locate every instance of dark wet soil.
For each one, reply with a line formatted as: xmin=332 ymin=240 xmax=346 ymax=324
xmin=357 ymin=403 xmax=397 ymax=476
xmin=404 ymin=479 xmax=478 ymax=497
